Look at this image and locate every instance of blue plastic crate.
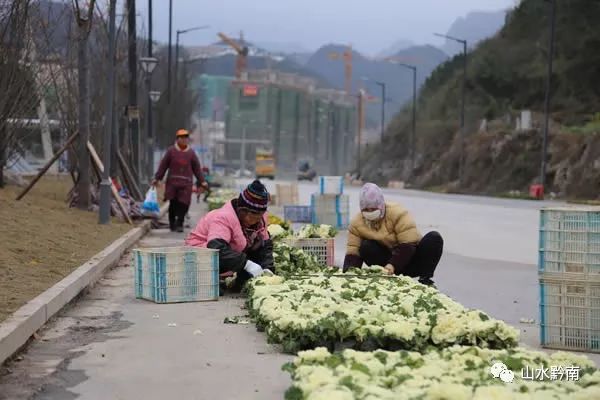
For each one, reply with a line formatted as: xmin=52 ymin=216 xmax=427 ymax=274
xmin=134 ymin=247 xmax=219 ymax=303
xmin=539 ymin=207 xmax=600 ymax=279
xmin=539 ymin=276 xmax=600 ymax=352
xmin=319 ymin=176 xmax=344 ymax=195
xmin=284 ymin=205 xmax=312 ymax=223
xmin=312 ymin=210 xmax=350 ymax=229
xmin=310 ymin=194 xmax=349 ymax=214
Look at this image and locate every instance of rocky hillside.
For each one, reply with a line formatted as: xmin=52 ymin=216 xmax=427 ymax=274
xmin=361 ymin=0 xmax=600 ymax=199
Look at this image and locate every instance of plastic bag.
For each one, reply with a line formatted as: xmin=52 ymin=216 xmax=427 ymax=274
xmin=142 ymin=187 xmax=160 ymax=215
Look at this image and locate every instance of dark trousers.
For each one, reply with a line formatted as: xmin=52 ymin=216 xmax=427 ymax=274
xmin=359 ymin=231 xmax=443 ymax=279
xmin=168 ymin=199 xmax=190 ymax=230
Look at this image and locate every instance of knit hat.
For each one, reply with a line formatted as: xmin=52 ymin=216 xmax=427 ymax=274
xmin=359 ymin=183 xmax=386 ymax=214
xmin=238 ymin=180 xmax=269 ymax=213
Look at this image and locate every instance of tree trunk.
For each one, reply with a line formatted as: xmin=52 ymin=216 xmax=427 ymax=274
xmin=76 ymin=23 xmax=92 ymax=209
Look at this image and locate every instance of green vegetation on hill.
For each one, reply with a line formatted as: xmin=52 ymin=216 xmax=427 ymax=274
xmin=362 ymin=0 xmax=600 ymax=198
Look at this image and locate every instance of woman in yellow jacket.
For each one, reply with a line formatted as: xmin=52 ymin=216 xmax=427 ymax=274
xmin=343 ymin=183 xmax=443 ymax=286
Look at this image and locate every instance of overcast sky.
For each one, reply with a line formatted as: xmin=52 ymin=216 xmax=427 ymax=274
xmin=131 ymin=0 xmax=515 ymax=55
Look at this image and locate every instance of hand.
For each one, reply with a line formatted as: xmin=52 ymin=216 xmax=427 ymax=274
xmin=244 ymin=260 xmax=263 ymax=277
xmin=151 ymin=179 xmax=158 ymax=187
xmin=383 ymin=264 xmax=395 ymax=275
xmin=200 ymin=181 xmax=209 ymax=189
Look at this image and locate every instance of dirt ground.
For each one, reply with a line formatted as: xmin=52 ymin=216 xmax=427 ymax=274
xmin=0 ymin=175 xmax=131 ymax=323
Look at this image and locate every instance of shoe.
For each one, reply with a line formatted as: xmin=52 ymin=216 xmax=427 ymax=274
xmin=176 ymin=226 xmax=184 ymax=233
xmin=418 ymin=277 xmax=436 ymax=287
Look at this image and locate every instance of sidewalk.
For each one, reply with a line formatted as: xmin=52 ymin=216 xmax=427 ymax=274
xmin=0 ymin=200 xmax=292 ymax=400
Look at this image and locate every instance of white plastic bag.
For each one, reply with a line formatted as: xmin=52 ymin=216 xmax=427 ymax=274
xmin=142 ymin=187 xmax=160 ymax=215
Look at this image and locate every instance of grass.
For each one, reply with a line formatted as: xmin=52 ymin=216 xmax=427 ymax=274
xmin=0 ymin=176 xmax=131 ymax=323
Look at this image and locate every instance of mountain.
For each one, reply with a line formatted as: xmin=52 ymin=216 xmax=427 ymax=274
xmin=361 ymin=0 xmax=600 ymax=199
xmin=376 ymin=39 xmax=415 ymax=59
xmin=441 ymin=10 xmax=508 ymax=56
xmin=254 ymin=41 xmax=313 ymax=55
xmin=305 ymin=44 xmax=448 ymax=126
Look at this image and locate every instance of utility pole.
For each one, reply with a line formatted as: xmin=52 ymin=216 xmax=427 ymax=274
xmin=540 ymin=0 xmax=556 ymax=198
xmin=375 ymin=81 xmax=385 ymax=141
xmin=99 ymin=0 xmax=117 ymax=224
xmin=175 ymin=26 xmax=209 ymax=109
xmin=146 ymin=0 xmax=154 ymax=187
xmin=167 ymin=0 xmax=173 ymax=104
xmin=435 ymin=33 xmax=467 ymax=185
xmin=126 ymin=0 xmax=140 ymax=183
xmin=240 ymin=125 xmax=247 ymax=174
xmin=357 ymin=90 xmax=364 ymax=178
xmin=397 ymin=63 xmax=418 ymax=173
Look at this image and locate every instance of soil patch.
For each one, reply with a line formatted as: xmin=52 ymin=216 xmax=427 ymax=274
xmin=0 ymin=176 xmax=130 ymax=322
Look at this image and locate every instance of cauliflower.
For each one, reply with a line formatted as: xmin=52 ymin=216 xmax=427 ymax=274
xmin=267 ymin=224 xmax=288 ymax=239
xmin=296 ymin=224 xmax=337 ymax=239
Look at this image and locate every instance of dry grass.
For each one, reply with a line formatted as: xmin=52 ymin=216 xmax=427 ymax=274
xmin=0 ymin=176 xmax=131 ymax=322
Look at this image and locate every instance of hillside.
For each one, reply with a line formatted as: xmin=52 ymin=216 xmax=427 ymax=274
xmin=361 ymin=0 xmax=600 ymax=199
xmin=305 ymin=44 xmax=448 ymax=126
xmin=441 ymin=10 xmax=508 ymax=56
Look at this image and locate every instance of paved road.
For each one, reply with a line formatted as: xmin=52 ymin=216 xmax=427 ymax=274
xmin=0 ymin=182 xmax=596 ymax=400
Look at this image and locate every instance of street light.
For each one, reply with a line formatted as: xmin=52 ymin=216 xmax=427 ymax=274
xmin=540 ymin=0 xmax=556 ymax=198
xmin=393 ymin=62 xmax=417 ymax=174
xmin=360 ymin=77 xmax=386 ymax=142
xmin=174 ymin=25 xmax=209 ymax=103
xmin=435 ymin=32 xmax=467 ymax=185
xmin=140 ymin=56 xmax=159 ymax=187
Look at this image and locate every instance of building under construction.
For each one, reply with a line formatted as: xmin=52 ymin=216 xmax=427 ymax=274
xmin=222 ymin=70 xmax=357 ymax=176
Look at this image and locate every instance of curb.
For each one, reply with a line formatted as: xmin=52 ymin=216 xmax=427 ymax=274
xmin=0 ymin=204 xmax=169 ymax=366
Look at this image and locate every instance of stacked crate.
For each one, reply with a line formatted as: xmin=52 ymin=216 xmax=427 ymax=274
xmin=311 ymin=176 xmax=350 ymax=229
xmin=538 ymin=207 xmax=600 ymax=352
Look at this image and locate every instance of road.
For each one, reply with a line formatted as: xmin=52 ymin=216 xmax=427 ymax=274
xmin=0 ymin=181 xmax=597 ymax=400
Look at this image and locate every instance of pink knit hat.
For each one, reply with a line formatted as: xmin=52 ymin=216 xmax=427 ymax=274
xmin=359 ymin=183 xmax=386 ymax=214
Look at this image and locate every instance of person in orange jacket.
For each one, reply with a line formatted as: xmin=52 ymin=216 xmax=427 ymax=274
xmin=152 ymin=129 xmax=208 ymax=232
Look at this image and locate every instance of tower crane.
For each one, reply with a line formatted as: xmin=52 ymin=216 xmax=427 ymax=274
xmin=328 ymin=44 xmax=353 ymax=94
xmin=218 ymin=31 xmax=249 ymax=79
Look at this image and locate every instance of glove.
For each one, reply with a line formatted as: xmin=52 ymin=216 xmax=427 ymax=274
xmin=244 ymin=260 xmax=263 ymax=277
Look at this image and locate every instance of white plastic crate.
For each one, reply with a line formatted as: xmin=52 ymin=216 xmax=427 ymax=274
xmin=539 ymin=275 xmax=600 ymax=352
xmin=283 ymin=237 xmax=335 ymax=266
xmin=312 ymin=211 xmax=350 ymax=229
xmin=310 ymin=194 xmax=349 ymax=214
xmin=539 ymin=207 xmax=600 ymax=279
xmin=284 ymin=205 xmax=312 ymax=223
xmin=319 ymin=176 xmax=344 ymax=195
xmin=276 ymin=183 xmax=299 ymax=206
xmin=134 ymin=247 xmax=219 ymax=304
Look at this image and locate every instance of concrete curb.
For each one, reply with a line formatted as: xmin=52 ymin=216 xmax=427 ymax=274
xmin=0 ymin=204 xmax=169 ymax=366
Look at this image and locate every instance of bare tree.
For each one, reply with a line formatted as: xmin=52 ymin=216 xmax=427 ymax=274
xmin=72 ymin=0 xmax=96 ymax=209
xmin=0 ymin=0 xmax=38 ymax=188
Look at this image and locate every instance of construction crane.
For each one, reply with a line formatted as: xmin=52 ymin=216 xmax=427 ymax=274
xmin=328 ymin=45 xmax=353 ymax=94
xmin=218 ymin=31 xmax=249 ymax=79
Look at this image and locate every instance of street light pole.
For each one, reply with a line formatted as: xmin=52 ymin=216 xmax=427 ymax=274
xmin=145 ymin=0 xmax=153 ymax=187
xmin=99 ymin=0 xmax=117 ymax=224
xmin=167 ymin=0 xmax=173 ymax=104
xmin=434 ymin=33 xmax=467 ymax=185
xmin=397 ymin=63 xmax=417 ymax=173
xmin=375 ymin=81 xmax=385 ymax=141
xmin=174 ymin=26 xmax=209 ymax=108
xmin=540 ymin=0 xmax=556 ymax=197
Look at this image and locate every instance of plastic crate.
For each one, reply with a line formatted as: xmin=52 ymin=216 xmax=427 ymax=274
xmin=312 ymin=211 xmax=350 ymax=229
xmin=276 ymin=183 xmax=299 ymax=206
xmin=284 ymin=205 xmax=312 ymax=223
xmin=310 ymin=194 xmax=349 ymax=214
xmin=284 ymin=237 xmax=334 ymax=266
xmin=539 ymin=207 xmax=600 ymax=279
xmin=539 ymin=275 xmax=600 ymax=352
xmin=319 ymin=176 xmax=344 ymax=195
xmin=134 ymin=247 xmax=219 ymax=304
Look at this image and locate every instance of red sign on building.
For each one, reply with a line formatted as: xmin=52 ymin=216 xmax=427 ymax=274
xmin=243 ymin=85 xmax=259 ymax=96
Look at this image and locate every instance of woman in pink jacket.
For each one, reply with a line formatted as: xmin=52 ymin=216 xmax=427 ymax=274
xmin=185 ymin=180 xmax=274 ymax=291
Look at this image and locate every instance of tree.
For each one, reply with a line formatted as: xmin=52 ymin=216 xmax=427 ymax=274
xmin=0 ymin=0 xmax=38 ymax=188
xmin=72 ymin=0 xmax=96 ymax=209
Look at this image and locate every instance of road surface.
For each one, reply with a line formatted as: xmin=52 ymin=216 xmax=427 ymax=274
xmin=0 ymin=181 xmax=596 ymax=400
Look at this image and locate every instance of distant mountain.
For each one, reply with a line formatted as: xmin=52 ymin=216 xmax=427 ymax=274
xmin=254 ymin=41 xmax=313 ymax=55
xmin=442 ymin=10 xmax=508 ymax=56
xmin=376 ymin=39 xmax=415 ymax=59
xmin=305 ymin=44 xmax=448 ymax=126
xmin=288 ymin=52 xmax=313 ymax=66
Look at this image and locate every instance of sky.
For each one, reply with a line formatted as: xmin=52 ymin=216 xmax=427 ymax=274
xmin=129 ymin=0 xmax=516 ymax=55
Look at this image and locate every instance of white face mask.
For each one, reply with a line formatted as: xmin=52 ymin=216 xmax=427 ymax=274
xmin=362 ymin=210 xmax=382 ymax=221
